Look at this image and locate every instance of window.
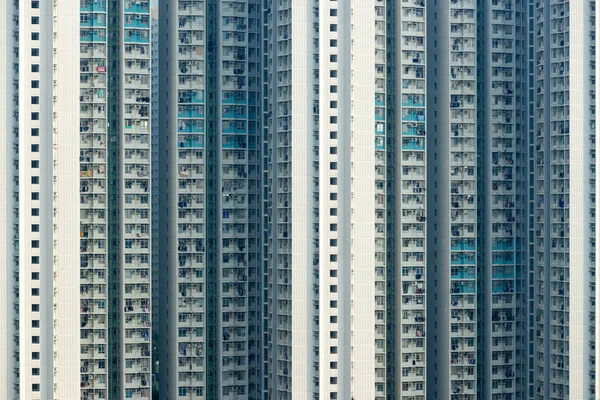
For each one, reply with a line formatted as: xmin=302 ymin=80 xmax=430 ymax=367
xmin=330 ymin=116 xmax=337 ymax=123
xmin=330 ymin=300 xmax=338 ymax=308
xmin=31 ymin=48 xmax=39 ymax=56
xmin=330 ymin=24 xmax=337 ymax=32
xmin=31 ymin=144 xmax=39 ymax=152
xmin=330 ymin=9 xmax=337 ymax=16
xmin=330 ymin=254 xmax=337 ymax=262
xmin=330 ymin=54 xmax=337 ymax=62
xmin=32 ymin=320 xmax=39 ymax=328
xmin=31 ymin=95 xmax=39 ymax=104
xmin=31 ymin=32 xmax=39 ymax=40
xmin=330 ymin=177 xmax=337 ymax=185
xmin=330 ymin=70 xmax=338 ymax=77
xmin=330 ymin=131 xmax=337 ymax=139
xmin=330 ymin=316 xmax=338 ymax=323
xmin=330 ymin=208 xmax=337 ymax=216
xmin=330 ymin=224 xmax=337 ymax=231
xmin=32 ymin=240 xmax=39 ymax=248
xmin=31 ymin=16 xmax=39 ymax=24
xmin=32 ymin=288 xmax=39 ymax=296
xmin=330 ymin=270 xmax=338 ymax=277
xmin=330 ymin=285 xmax=337 ymax=293
xmin=31 ymin=177 xmax=39 ymax=184
xmin=32 ymin=272 xmax=39 ymax=280
xmin=31 ymin=192 xmax=39 ymax=200
xmin=330 ymin=193 xmax=337 ymax=200
xmin=31 ymin=80 xmax=39 ymax=88
xmin=31 ymin=256 xmax=39 ymax=264
xmin=330 ymin=377 xmax=338 ymax=384
xmin=31 ymin=1 xmax=39 ymax=8
xmin=31 ymin=128 xmax=39 ymax=136
xmin=330 ymin=162 xmax=337 ymax=170
xmin=31 ymin=208 xmax=39 ymax=216
xmin=330 ymin=85 xmax=338 ymax=93
xmin=31 ymin=113 xmax=39 ymax=121
xmin=330 ymin=101 xmax=337 ymax=108
xmin=32 ymin=160 xmax=39 ymax=168
xmin=330 ymin=39 xmax=337 ymax=47
xmin=31 ymin=224 xmax=39 ymax=232
xmin=32 ymin=384 xmax=40 ymax=392
xmin=32 ymin=304 xmax=39 ymax=311
xmin=32 ymin=368 xmax=40 ymax=376
xmin=330 ymin=331 xmax=338 ymax=338
xmin=330 ymin=147 xmax=337 ymax=154
xmin=32 ymin=336 xmax=39 ymax=344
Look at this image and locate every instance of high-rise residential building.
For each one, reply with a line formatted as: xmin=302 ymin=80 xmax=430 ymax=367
xmin=151 ymin=1 xmax=600 ymax=400
xmin=264 ymin=1 xmax=391 ymax=398
xmin=158 ymin=1 xmax=263 ymax=398
xmin=0 ymin=0 xmax=81 ymax=399
xmin=534 ymin=1 xmax=596 ymax=399
xmin=388 ymin=1 xmax=427 ymax=398
xmin=426 ymin=1 xmax=530 ymax=398
xmin=79 ymin=0 xmax=152 ymax=398
xmin=151 ymin=4 xmax=159 ymax=352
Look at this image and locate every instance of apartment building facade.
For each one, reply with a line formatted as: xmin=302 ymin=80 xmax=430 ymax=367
xmin=79 ymin=0 xmax=152 ymax=398
xmin=0 ymin=0 xmax=81 ymax=399
xmin=158 ymin=0 xmax=263 ymax=398
xmin=534 ymin=1 xmax=597 ymax=399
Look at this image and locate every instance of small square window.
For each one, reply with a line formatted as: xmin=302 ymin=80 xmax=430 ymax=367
xmin=31 ymin=128 xmax=39 ymax=136
xmin=330 ymin=224 xmax=337 ymax=231
xmin=31 ymin=256 xmax=39 ymax=264
xmin=31 ymin=144 xmax=39 ymax=152
xmin=31 ymin=208 xmax=39 ymax=216
xmin=330 ymin=177 xmax=337 ymax=185
xmin=330 ymin=24 xmax=337 ymax=32
xmin=32 ymin=240 xmax=39 ymax=248
xmin=31 ymin=32 xmax=39 ymax=40
xmin=330 ymin=331 xmax=338 ymax=338
xmin=32 ymin=351 xmax=40 ymax=359
xmin=31 ymin=192 xmax=39 ymax=200
xmin=32 ymin=384 xmax=40 ymax=392
xmin=31 ymin=65 xmax=39 ymax=73
xmin=31 ymin=16 xmax=39 ymax=24
xmin=31 ymin=224 xmax=39 ymax=232
xmin=330 ymin=131 xmax=337 ymax=139
xmin=31 ymin=49 xmax=39 ymax=56
xmin=330 ymin=162 xmax=337 ymax=170
xmin=330 ymin=270 xmax=338 ymax=277
xmin=32 ymin=320 xmax=39 ymax=328
xmin=31 ymin=1 xmax=39 ymax=8
xmin=330 ymin=193 xmax=338 ymax=200
xmin=32 ymin=288 xmax=39 ymax=296
xmin=32 ymin=336 xmax=40 ymax=344
xmin=31 ymin=80 xmax=39 ymax=88
xmin=32 ymin=160 xmax=39 ymax=168
xmin=330 ymin=300 xmax=338 ymax=308
xmin=32 ymin=368 xmax=40 ymax=376
xmin=330 ymin=208 xmax=337 ymax=216
xmin=330 ymin=147 xmax=337 ymax=154
xmin=31 ymin=177 xmax=39 ymax=184
xmin=31 ymin=96 xmax=39 ymax=104
xmin=330 ymin=39 xmax=337 ymax=47
xmin=330 ymin=377 xmax=338 ymax=384
xmin=330 ymin=285 xmax=337 ymax=293
xmin=31 ymin=113 xmax=39 ymax=121
xmin=330 ymin=86 xmax=338 ymax=93
xmin=330 ymin=116 xmax=337 ymax=123
xmin=330 ymin=54 xmax=337 ymax=62
xmin=32 ymin=304 xmax=39 ymax=311
xmin=330 ymin=101 xmax=337 ymax=108
xmin=330 ymin=70 xmax=338 ymax=77
xmin=32 ymin=272 xmax=39 ymax=280
xmin=330 ymin=9 xmax=337 ymax=16
xmin=330 ymin=315 xmax=338 ymax=323
xmin=330 ymin=254 xmax=337 ymax=262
